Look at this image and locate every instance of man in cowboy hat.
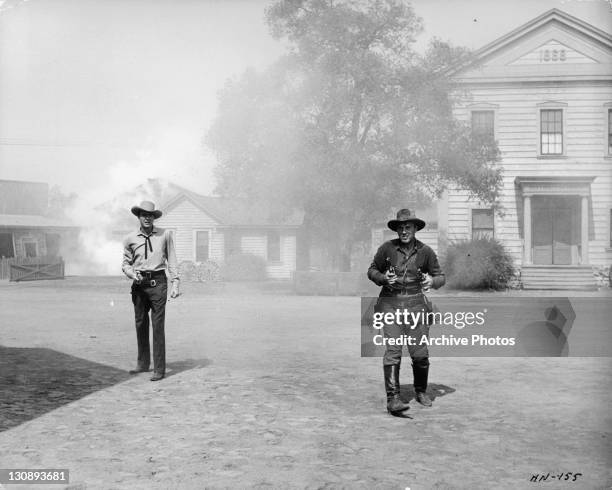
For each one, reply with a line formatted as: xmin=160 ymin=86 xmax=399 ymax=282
xmin=368 ymin=208 xmax=445 ymax=415
xmin=122 ymin=201 xmax=180 ymax=381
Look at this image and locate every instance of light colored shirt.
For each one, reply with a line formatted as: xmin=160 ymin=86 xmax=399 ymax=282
xmin=122 ymin=226 xmax=179 ymax=281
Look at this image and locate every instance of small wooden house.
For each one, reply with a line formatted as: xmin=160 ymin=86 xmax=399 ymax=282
xmin=115 ymin=181 xmax=303 ymax=280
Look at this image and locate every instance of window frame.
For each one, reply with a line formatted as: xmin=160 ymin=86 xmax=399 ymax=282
xmin=23 ymin=239 xmax=38 ymax=258
xmin=467 ymin=103 xmax=498 ymax=142
xmin=471 ymin=110 xmax=495 ymax=140
xmin=193 ymin=229 xmax=211 ymax=262
xmin=471 ymin=208 xmax=495 ymax=239
xmin=536 ymin=101 xmax=568 ymax=158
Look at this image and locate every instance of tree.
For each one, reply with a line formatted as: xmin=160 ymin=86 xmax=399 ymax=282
xmin=207 ymin=0 xmax=501 ymax=271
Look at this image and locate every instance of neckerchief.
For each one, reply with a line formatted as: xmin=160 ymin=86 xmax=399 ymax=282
xmin=138 ymin=230 xmax=154 ymax=259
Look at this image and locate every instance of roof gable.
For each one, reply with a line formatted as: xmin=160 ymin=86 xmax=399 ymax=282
xmin=161 ymin=193 xmax=224 ymax=225
xmin=449 ymin=9 xmax=612 ymax=83
xmin=161 ymin=186 xmax=303 ymax=228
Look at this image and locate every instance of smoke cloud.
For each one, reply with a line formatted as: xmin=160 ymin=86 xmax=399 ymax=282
xmin=61 ymin=130 xmax=213 ymax=275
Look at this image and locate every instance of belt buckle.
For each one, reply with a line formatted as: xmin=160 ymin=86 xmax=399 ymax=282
xmin=150 ymin=279 xmax=157 ymax=287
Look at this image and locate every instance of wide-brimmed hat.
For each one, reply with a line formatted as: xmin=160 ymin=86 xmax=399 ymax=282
xmin=131 ymin=201 xmax=162 ymax=219
xmin=387 ymin=208 xmax=426 ymax=231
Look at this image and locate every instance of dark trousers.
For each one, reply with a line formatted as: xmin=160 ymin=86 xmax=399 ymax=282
xmin=131 ymin=278 xmax=167 ymax=375
xmin=380 ymin=298 xmax=431 ymax=393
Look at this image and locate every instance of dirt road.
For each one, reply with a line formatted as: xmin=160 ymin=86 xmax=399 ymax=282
xmin=0 ymin=278 xmax=610 ymax=489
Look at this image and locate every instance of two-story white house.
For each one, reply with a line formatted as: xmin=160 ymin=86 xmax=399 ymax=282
xmin=439 ymin=9 xmax=612 ymax=290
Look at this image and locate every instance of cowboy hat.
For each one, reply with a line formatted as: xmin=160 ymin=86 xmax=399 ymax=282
xmin=131 ymin=201 xmax=163 ymax=219
xmin=387 ymin=208 xmax=426 ymax=231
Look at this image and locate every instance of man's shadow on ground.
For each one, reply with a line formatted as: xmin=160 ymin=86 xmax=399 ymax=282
xmin=0 ymin=345 xmax=210 ymax=431
xmin=400 ymin=383 xmax=456 ymax=403
xmin=164 ymin=358 xmax=211 ymax=379
xmin=399 ymin=383 xmax=456 ymax=404
xmin=387 ymin=383 xmax=455 ymax=418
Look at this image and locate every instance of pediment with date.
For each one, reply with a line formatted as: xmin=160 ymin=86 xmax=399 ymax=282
xmin=449 ymin=10 xmax=612 ymax=82
xmin=508 ymin=40 xmax=598 ymax=65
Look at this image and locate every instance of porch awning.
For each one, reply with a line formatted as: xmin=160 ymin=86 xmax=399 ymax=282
xmin=514 ymin=176 xmax=595 ymax=197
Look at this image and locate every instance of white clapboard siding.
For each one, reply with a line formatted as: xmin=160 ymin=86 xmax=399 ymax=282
xmin=156 ymin=198 xmax=222 ymax=263
xmin=150 ymin=195 xmax=299 ymax=278
xmin=236 ymin=232 xmax=298 ymax=278
xmin=448 ymin=81 xmax=612 ymax=267
xmin=241 ymin=234 xmax=266 ymax=258
xmin=440 ymin=12 xmax=612 ymax=271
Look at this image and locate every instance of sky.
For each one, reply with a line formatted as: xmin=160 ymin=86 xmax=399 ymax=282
xmin=0 ymin=0 xmax=610 ymax=202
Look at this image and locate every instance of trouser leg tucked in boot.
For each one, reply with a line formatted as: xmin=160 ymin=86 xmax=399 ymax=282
xmin=384 ymin=364 xmax=410 ymax=413
xmin=412 ymin=357 xmax=432 ymax=407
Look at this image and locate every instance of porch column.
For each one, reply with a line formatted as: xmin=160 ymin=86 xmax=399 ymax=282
xmin=523 ymin=195 xmax=532 ymax=264
xmin=581 ymin=196 xmax=589 ymax=264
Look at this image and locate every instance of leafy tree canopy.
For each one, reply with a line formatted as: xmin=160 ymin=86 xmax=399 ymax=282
xmin=207 ymin=0 xmax=501 ymax=270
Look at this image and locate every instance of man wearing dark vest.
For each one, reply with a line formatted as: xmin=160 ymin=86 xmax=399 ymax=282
xmin=122 ymin=201 xmax=180 ymax=381
xmin=368 ymin=209 xmax=445 ymax=415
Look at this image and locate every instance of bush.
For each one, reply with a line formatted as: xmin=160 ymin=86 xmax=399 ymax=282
xmin=445 ymin=237 xmax=515 ymax=290
xmin=220 ymin=253 xmax=267 ymax=281
xmin=178 ymin=260 xmax=220 ymax=282
xmin=593 ymin=265 xmax=611 ymax=288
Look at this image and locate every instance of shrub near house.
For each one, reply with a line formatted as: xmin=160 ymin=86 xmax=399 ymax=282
xmin=445 ymin=237 xmax=516 ymax=290
xmin=220 ymin=253 xmax=267 ymax=282
xmin=178 ymin=260 xmax=220 ymax=282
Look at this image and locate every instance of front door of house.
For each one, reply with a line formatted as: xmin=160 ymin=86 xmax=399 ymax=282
xmin=532 ymin=197 xmax=575 ymax=265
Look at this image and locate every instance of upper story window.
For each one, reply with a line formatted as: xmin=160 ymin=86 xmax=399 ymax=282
xmin=537 ymin=101 xmax=567 ymax=157
xmin=471 ymin=110 xmax=495 ymax=139
xmin=540 ymin=109 xmax=563 ymax=155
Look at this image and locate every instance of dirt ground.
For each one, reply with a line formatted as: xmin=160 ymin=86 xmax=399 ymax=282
xmin=0 ymin=277 xmax=610 ymax=489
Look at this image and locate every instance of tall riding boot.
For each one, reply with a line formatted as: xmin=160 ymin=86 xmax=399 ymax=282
xmin=384 ymin=365 xmax=410 ymax=413
xmin=412 ymin=360 xmax=432 ymax=407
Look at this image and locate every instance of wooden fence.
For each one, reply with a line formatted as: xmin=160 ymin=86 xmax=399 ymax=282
xmin=1 ymin=256 xmax=65 ymax=281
